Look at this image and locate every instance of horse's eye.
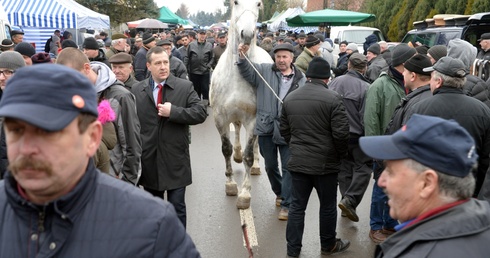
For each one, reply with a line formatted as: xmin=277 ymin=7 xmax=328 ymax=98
xmin=257 ymin=2 xmax=261 ymax=7
xmin=234 ymin=0 xmax=238 ymax=5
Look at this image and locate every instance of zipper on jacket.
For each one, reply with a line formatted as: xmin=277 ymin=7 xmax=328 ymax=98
xmin=38 ymin=209 xmax=46 ymax=233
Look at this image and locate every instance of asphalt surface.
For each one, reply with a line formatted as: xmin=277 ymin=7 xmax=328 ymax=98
xmin=186 ymin=107 xmax=378 ymax=258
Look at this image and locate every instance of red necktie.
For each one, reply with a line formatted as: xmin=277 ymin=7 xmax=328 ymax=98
xmin=156 ymin=84 xmax=163 ymax=108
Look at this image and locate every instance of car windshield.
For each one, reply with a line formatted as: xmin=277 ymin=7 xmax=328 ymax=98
xmin=343 ymin=30 xmax=384 ymax=44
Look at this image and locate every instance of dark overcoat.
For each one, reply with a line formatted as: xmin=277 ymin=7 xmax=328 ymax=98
xmin=131 ymin=74 xmax=207 ymax=191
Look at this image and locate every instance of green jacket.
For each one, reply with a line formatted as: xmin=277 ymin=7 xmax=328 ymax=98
xmin=294 ymin=48 xmax=321 ymax=74
xmin=364 ymin=71 xmax=405 ymax=136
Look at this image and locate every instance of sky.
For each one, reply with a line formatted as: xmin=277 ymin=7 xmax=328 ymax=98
xmin=154 ymin=0 xmax=226 ymax=15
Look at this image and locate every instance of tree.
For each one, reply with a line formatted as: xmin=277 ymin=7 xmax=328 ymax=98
xmin=75 ymin=0 xmax=158 ymax=26
xmin=176 ymin=3 xmax=190 ymax=19
xmin=222 ymin=0 xmax=232 ymax=20
xmin=288 ymin=0 xmax=305 ymax=8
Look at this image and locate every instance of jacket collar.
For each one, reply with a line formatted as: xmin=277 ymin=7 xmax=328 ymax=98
xmin=5 ymin=159 xmax=98 ymax=222
xmin=433 ymin=86 xmax=463 ymax=95
xmin=345 ymin=69 xmax=370 ymax=83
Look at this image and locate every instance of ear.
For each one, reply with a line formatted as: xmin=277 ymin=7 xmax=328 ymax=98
xmin=419 ymin=169 xmax=439 ymax=199
xmin=85 ymin=121 xmax=103 ymax=158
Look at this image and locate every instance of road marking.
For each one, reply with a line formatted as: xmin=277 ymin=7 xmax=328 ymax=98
xmin=240 ymin=208 xmax=258 ymax=247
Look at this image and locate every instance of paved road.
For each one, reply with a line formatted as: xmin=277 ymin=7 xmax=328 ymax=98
xmin=186 ymin=108 xmax=378 ymax=257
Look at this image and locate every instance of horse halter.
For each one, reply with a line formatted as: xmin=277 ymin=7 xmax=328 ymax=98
xmin=234 ymin=9 xmax=258 ymax=24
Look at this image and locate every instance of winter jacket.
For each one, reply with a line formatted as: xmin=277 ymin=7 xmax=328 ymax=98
xmin=88 ymin=49 xmax=110 ymax=67
xmin=366 ymin=55 xmax=389 ymax=83
xmin=408 ymin=86 xmax=490 ymax=196
xmin=280 ymin=79 xmax=349 ymax=175
xmin=170 ymin=55 xmax=188 ymax=79
xmin=106 ymin=46 xmax=124 ymax=59
xmin=134 ymin=47 xmax=149 ymax=81
xmin=385 ymin=85 xmax=432 ymax=135
xmin=329 ymin=69 xmax=370 ymax=136
xmin=477 ymin=49 xmax=490 ymax=60
xmin=177 ymin=46 xmax=187 ymax=62
xmin=333 ymin=52 xmax=349 ymax=77
xmin=91 ymin=62 xmax=142 ymax=185
xmin=0 ymin=161 xmax=201 ymax=257
xmin=212 ymin=44 xmax=227 ymax=69
xmin=293 ymin=44 xmax=304 ymax=61
xmin=237 ymin=57 xmax=306 ymax=144
xmin=375 ymin=199 xmax=490 ymax=258
xmin=319 ymin=41 xmax=335 ymax=67
xmin=185 ymin=40 xmax=213 ymax=75
xmin=131 ymin=75 xmax=207 ymax=191
xmin=294 ymin=47 xmax=321 ymax=73
xmin=364 ymin=69 xmax=406 ymax=136
xmin=463 ymin=75 xmax=490 ymax=108
xmin=122 ymin=74 xmax=138 ymax=91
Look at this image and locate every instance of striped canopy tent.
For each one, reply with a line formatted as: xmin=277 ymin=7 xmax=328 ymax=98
xmin=1 ymin=0 xmax=110 ymax=29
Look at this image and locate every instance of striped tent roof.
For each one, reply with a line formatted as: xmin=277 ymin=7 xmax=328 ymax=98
xmin=1 ymin=0 xmax=109 ymax=29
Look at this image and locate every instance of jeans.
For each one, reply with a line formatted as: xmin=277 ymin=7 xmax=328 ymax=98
xmin=369 ymin=161 xmax=398 ymax=230
xmin=286 ymin=172 xmax=338 ymax=255
xmin=189 ymin=73 xmax=210 ymax=100
xmin=145 ymin=187 xmax=187 ymax=228
xmin=258 ymin=135 xmax=291 ymax=208
xmin=338 ymin=138 xmax=372 ymax=207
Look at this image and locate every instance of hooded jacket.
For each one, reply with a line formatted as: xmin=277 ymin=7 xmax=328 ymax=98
xmin=88 ymin=49 xmax=110 ymax=67
xmin=363 ymin=34 xmax=378 ymax=55
xmin=375 ymin=199 xmax=490 ymax=258
xmin=319 ymin=41 xmax=335 ymax=67
xmin=91 ymin=62 xmax=142 ymax=185
xmin=447 ymin=39 xmax=490 ymax=107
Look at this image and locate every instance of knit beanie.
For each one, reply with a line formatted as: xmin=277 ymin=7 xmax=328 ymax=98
xmin=391 ymin=43 xmax=416 ymax=67
xmin=305 ymin=35 xmax=320 ymax=48
xmin=14 ymin=42 xmax=36 ymax=57
xmin=415 ymin=45 xmax=429 ymax=55
xmin=0 ymin=51 xmax=26 ymax=70
xmin=31 ymin=52 xmax=52 ymax=64
xmin=346 ymin=43 xmax=358 ymax=52
xmin=142 ymin=32 xmax=156 ymax=45
xmin=404 ymin=54 xmax=432 ymax=76
xmin=83 ymin=37 xmax=99 ymax=50
xmin=427 ymin=45 xmax=447 ymax=63
xmin=367 ymin=43 xmax=380 ymax=55
xmin=305 ymin=56 xmax=331 ymax=79
xmin=61 ymin=39 xmax=78 ymax=49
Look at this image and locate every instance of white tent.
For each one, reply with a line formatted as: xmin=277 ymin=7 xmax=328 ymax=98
xmin=267 ymin=7 xmax=317 ymax=33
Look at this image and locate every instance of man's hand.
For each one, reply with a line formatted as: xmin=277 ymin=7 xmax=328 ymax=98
xmin=238 ymin=43 xmax=250 ymax=58
xmin=157 ymin=102 xmax=171 ymax=117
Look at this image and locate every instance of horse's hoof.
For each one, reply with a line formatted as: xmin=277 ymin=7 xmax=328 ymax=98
xmin=233 ymin=156 xmax=243 ymax=163
xmin=236 ymin=194 xmax=251 ymax=209
xmin=225 ymin=182 xmax=238 ymax=196
xmin=250 ymin=167 xmax=261 ymax=175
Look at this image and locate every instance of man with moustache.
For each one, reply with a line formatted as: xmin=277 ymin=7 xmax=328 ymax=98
xmin=0 ymin=64 xmax=200 ymax=257
xmin=131 ymin=46 xmax=207 ymax=228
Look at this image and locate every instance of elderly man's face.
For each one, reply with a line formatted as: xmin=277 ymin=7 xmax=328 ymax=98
xmin=12 ymin=34 xmax=23 ymax=44
xmin=111 ymin=63 xmax=132 ymax=82
xmin=378 ymin=159 xmax=426 ymax=222
xmin=480 ymin=39 xmax=490 ymax=51
xmin=274 ymin=50 xmax=293 ymax=72
xmin=5 ymin=116 xmax=100 ymax=204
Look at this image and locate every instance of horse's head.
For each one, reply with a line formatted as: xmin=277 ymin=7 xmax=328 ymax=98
xmin=231 ymin=0 xmax=262 ymax=45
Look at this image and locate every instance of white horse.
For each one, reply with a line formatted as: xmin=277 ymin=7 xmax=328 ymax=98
xmin=210 ymin=0 xmax=273 ymax=209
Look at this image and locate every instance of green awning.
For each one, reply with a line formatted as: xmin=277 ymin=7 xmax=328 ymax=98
xmin=286 ymin=9 xmax=375 ymax=27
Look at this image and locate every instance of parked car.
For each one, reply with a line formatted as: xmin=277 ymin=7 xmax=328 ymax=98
xmin=329 ymin=26 xmax=385 ymax=56
xmin=401 ymin=12 xmax=490 ymax=48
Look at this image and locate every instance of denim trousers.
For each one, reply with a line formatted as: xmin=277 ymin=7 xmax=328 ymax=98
xmin=286 ymin=171 xmax=338 ymax=255
xmin=369 ymin=160 xmax=398 ymax=230
xmin=258 ymin=135 xmax=291 ymax=208
xmin=145 ymin=187 xmax=187 ymax=228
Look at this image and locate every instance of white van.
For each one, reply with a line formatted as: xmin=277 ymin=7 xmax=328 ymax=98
xmin=329 ymin=26 xmax=385 ymax=56
xmin=0 ymin=2 xmax=12 ymax=41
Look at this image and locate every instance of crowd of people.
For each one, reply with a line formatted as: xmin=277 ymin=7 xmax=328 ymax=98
xmin=0 ymin=26 xmax=490 ymax=257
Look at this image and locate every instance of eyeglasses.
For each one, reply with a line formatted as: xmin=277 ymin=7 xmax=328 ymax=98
xmin=0 ymin=70 xmax=14 ymax=77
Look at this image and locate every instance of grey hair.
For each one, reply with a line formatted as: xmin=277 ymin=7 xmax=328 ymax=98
xmin=433 ymin=70 xmax=466 ymax=89
xmin=111 ymin=38 xmax=125 ymax=46
xmin=404 ymin=159 xmax=475 ymax=201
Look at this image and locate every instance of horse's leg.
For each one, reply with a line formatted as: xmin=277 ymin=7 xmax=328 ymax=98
xmin=237 ymin=122 xmax=255 ymax=209
xmin=232 ymin=121 xmax=243 ymax=163
xmin=215 ymin=116 xmax=238 ymax=196
xmin=250 ymin=136 xmax=261 ymax=175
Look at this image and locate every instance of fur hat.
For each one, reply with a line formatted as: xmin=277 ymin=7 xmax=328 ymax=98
xmin=0 ymin=51 xmax=25 ymax=70
xmin=367 ymin=43 xmax=380 ymax=55
xmin=391 ymin=43 xmax=416 ymax=67
xmin=14 ymin=42 xmax=36 ymax=57
xmin=305 ymin=35 xmax=320 ymax=48
xmin=31 ymin=52 xmax=52 ymax=64
xmin=305 ymin=57 xmax=331 ymax=79
xmin=83 ymin=37 xmax=99 ymax=50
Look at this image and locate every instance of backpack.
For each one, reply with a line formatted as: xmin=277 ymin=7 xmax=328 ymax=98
xmin=44 ymin=36 xmax=52 ymax=53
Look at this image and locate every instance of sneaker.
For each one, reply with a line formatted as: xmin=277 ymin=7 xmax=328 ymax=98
xmin=338 ymin=197 xmax=359 ymax=222
xmin=278 ymin=208 xmax=288 ymax=221
xmin=275 ymin=196 xmax=283 ymax=207
xmin=369 ymin=229 xmax=388 ymax=244
xmin=321 ymin=238 xmax=350 ymax=255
